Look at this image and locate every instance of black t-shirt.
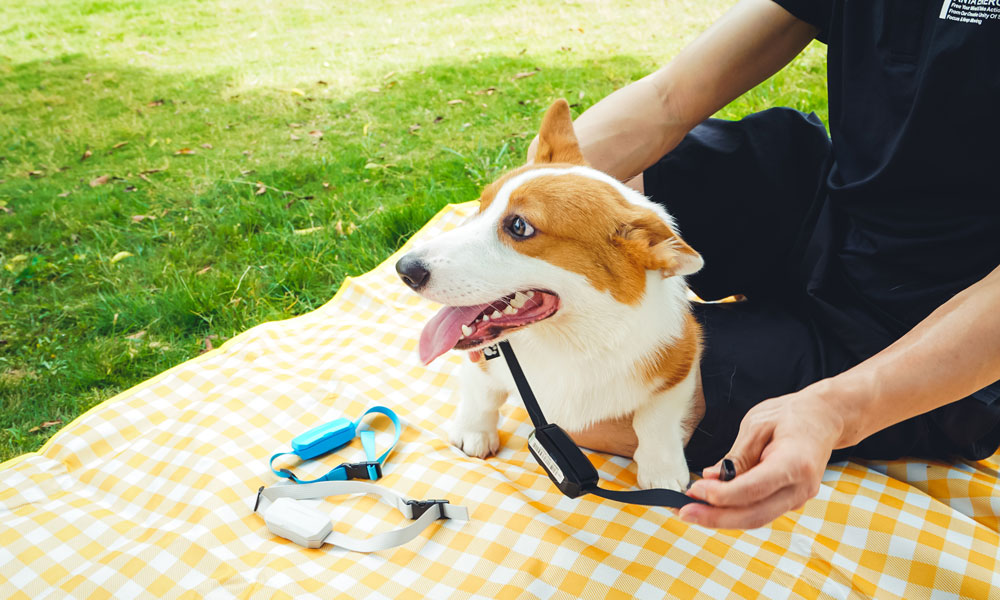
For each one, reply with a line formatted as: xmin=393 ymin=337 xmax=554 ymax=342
xmin=773 ymin=0 xmax=1000 ymax=403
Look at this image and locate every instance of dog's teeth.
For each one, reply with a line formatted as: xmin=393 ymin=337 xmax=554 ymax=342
xmin=491 ymin=310 xmax=502 ymax=319
xmin=462 ymin=324 xmax=474 ymax=337
xmin=503 ymin=306 xmax=518 ymax=315
xmin=481 ymin=314 xmax=490 ymax=322
xmin=510 ymin=292 xmax=528 ymax=308
xmin=526 ymin=291 xmax=535 ymax=299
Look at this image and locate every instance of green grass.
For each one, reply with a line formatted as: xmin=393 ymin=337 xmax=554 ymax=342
xmin=0 ymin=0 xmax=828 ymax=462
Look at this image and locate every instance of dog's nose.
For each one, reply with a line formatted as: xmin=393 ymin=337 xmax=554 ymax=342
xmin=396 ymin=254 xmax=430 ymax=291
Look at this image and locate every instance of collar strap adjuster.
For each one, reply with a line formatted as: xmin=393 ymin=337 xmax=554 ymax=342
xmin=405 ymin=498 xmax=449 ymax=520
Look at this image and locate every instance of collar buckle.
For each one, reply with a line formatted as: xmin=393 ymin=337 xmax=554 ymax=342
xmin=340 ymin=461 xmax=383 ymax=480
xmin=405 ymin=498 xmax=450 ymax=520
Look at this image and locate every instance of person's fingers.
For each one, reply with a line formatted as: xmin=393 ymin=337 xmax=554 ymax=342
xmin=700 ymin=458 xmax=735 ymax=481
xmin=678 ymin=481 xmax=812 ymax=529
xmin=696 ymin=408 xmax=775 ymax=486
xmin=724 ymin=410 xmax=775 ymax=475
xmin=688 ymin=443 xmax=818 ymax=508
xmin=700 ymin=466 xmax=721 ymax=480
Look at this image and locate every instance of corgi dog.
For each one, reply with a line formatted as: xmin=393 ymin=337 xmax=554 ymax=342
xmin=396 ymin=99 xmax=703 ymax=491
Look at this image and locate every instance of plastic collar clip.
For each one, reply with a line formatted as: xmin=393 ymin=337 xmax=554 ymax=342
xmin=270 ymin=406 xmax=401 ymax=484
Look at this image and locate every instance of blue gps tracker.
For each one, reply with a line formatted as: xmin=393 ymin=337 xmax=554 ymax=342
xmin=270 ymin=406 xmax=401 ymax=483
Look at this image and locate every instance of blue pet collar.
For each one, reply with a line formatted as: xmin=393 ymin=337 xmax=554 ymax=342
xmin=269 ymin=406 xmax=401 ymax=483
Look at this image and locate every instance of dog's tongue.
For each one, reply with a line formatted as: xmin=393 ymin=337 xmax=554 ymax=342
xmin=419 ymin=303 xmax=490 ymax=365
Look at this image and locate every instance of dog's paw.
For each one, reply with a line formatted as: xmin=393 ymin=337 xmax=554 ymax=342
xmin=636 ymin=459 xmax=691 ymax=492
xmin=450 ymin=429 xmax=500 ymax=459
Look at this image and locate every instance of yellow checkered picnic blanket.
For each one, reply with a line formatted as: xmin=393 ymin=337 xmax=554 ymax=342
xmin=2 ymin=202 xmax=999 ymax=599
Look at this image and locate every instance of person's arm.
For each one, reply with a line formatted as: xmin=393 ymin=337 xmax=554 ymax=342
xmin=680 ymin=263 xmax=1000 ymax=529
xmin=527 ymin=0 xmax=819 ymax=181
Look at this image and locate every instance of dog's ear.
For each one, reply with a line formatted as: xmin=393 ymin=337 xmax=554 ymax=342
xmin=532 ymin=99 xmax=587 ymax=166
xmin=618 ymin=209 xmax=703 ymax=278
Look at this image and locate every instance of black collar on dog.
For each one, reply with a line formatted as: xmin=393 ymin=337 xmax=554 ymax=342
xmin=494 ymin=341 xmax=705 ymax=508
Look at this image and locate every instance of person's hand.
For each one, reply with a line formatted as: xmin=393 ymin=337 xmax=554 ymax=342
xmin=679 ymin=384 xmax=846 ymax=529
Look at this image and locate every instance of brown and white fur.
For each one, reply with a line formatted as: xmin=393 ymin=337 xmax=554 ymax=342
xmin=397 ymin=99 xmax=703 ymax=491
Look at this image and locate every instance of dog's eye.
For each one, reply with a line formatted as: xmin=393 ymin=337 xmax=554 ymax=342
xmin=505 ymin=215 xmax=535 ymax=240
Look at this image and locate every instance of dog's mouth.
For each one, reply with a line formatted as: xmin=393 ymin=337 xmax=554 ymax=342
xmin=419 ymin=289 xmax=560 ymax=364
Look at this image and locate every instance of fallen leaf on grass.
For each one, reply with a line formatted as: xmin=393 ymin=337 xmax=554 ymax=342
xmin=147 ymin=99 xmax=165 ymax=107
xmin=110 ymin=251 xmax=134 ymax=264
xmin=293 ymin=226 xmax=324 ymax=235
xmin=174 ymin=148 xmax=196 ymax=155
xmin=284 ymin=88 xmax=305 ymax=96
xmin=201 ymin=143 xmax=213 ymax=149
xmin=255 ymin=182 xmax=267 ymax=195
xmin=90 ymin=175 xmax=111 ymax=187
xmin=125 ymin=330 xmax=146 ymax=340
xmin=138 ymin=174 xmax=152 ymax=183
xmin=290 ymin=133 xmax=301 ymax=141
xmin=308 ymin=130 xmax=323 ymax=138
xmin=28 ymin=170 xmax=45 ymax=178
xmin=434 ymin=116 xmax=444 ymax=124
xmin=202 ymin=335 xmax=219 ymax=353
xmin=131 ymin=214 xmax=156 ymax=223
xmin=196 ymin=265 xmax=212 ymax=275
xmin=447 ymin=99 xmax=464 ymax=105
xmin=317 ymin=80 xmax=328 ymax=86
xmin=288 ymin=123 xmax=302 ymax=128
xmin=409 ymin=124 xmax=421 ymax=134
xmin=28 ymin=420 xmax=62 ymax=434
xmin=512 ymin=68 xmax=540 ymax=80
xmin=140 ymin=168 xmax=164 ymax=175
xmin=474 ymin=87 xmax=497 ymax=96
xmin=112 ymin=141 xmax=128 ymax=150
xmin=322 ymin=182 xmax=332 ymax=189
xmin=124 ymin=186 xmax=137 ymax=192
xmin=81 ymin=149 xmax=92 ymax=161
xmin=0 ymin=200 xmax=10 ymax=214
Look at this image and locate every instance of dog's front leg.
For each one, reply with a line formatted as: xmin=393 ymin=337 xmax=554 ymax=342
xmin=631 ymin=369 xmax=698 ymax=492
xmin=449 ymin=361 xmax=507 ymax=458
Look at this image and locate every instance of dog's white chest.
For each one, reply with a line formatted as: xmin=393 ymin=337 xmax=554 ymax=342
xmin=482 ymin=346 xmax=648 ymax=431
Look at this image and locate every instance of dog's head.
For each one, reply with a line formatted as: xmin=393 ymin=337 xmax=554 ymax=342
xmin=398 ymin=99 xmax=702 ymax=364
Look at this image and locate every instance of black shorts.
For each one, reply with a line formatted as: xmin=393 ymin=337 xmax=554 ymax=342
xmin=643 ymin=108 xmax=1000 ymax=471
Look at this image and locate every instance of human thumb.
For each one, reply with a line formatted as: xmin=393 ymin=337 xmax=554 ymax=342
xmin=703 ymin=414 xmax=775 ymax=481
